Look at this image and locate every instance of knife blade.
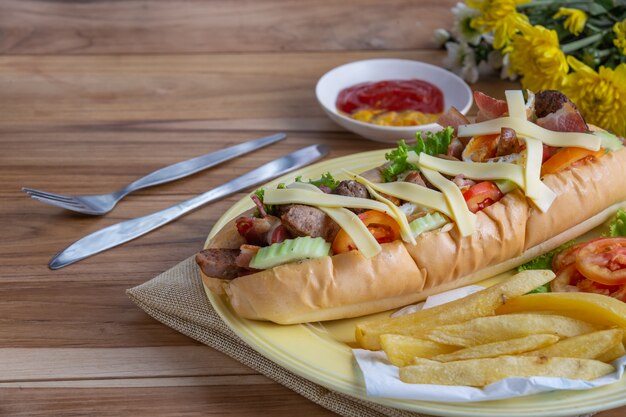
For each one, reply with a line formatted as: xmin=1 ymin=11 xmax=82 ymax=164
xmin=48 ymin=144 xmax=329 ymax=269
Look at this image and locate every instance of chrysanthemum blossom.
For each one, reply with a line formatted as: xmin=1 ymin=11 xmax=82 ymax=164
xmin=442 ymin=41 xmax=480 ymax=83
xmin=553 ymin=8 xmax=587 ymax=36
xmin=613 ymin=20 xmax=626 ymax=55
xmin=564 ymin=56 xmax=626 ymax=136
xmin=468 ymin=0 xmax=531 ymax=49
xmin=509 ymin=25 xmax=568 ymax=91
xmin=452 ymin=2 xmax=482 ymax=45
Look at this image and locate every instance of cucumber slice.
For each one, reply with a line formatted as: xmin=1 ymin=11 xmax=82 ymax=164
xmin=494 ymin=179 xmax=518 ymax=194
xmin=593 ymin=131 xmax=624 ymax=152
xmin=249 ymin=236 xmax=331 ymax=270
xmin=409 ymin=212 xmax=448 ymax=238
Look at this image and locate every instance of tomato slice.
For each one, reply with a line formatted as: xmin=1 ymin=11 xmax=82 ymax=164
xmin=462 ymin=181 xmax=503 ymax=213
xmin=575 ymin=237 xmax=626 ymax=285
xmin=551 ymin=239 xmax=604 ymax=272
xmin=551 ymin=263 xmax=621 ymax=296
xmin=541 ymin=146 xmax=604 ymax=176
xmin=331 ymin=210 xmax=401 ymax=254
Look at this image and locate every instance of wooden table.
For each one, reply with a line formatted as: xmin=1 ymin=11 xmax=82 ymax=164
xmin=0 ymin=1 xmax=622 ymax=416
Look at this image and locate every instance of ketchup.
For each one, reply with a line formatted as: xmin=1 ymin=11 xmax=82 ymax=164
xmin=336 ymin=79 xmax=444 ymax=114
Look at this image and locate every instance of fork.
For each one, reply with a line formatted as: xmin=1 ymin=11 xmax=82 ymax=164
xmin=22 ymin=133 xmax=286 ymax=215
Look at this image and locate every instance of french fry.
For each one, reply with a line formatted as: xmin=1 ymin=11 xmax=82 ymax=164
xmin=380 ymin=334 xmax=458 ymax=367
xmin=523 ymin=329 xmax=623 ymax=360
xmin=431 ymin=334 xmax=559 ymax=362
xmin=496 ymin=292 xmax=626 ymax=340
xmin=597 ymin=341 xmax=626 ymax=363
xmin=425 ymin=314 xmax=598 ymax=347
xmin=400 ymin=356 xmax=614 ymax=387
xmin=355 ymin=269 xmax=555 ymax=350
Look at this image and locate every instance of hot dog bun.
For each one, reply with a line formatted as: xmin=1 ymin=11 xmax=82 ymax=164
xmin=200 ymin=148 xmax=626 ymax=325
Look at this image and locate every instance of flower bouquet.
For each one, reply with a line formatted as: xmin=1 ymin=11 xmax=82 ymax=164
xmin=436 ymin=0 xmax=626 ymax=135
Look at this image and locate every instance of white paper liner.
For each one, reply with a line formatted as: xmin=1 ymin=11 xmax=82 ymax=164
xmin=352 ymin=285 xmax=626 ymax=402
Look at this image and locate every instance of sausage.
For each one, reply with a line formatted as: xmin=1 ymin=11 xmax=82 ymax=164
xmin=280 ymin=204 xmax=339 ymax=241
xmin=196 ymin=248 xmax=244 ymax=279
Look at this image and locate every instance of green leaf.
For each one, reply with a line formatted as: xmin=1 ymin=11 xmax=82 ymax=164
xmin=528 ymin=283 xmax=551 ymax=294
xmin=296 ymin=172 xmax=340 ymax=190
xmin=253 ymin=188 xmax=274 ymax=217
xmin=414 ymin=127 xmax=454 ymax=157
xmin=517 ymin=241 xmax=576 ymax=272
xmin=381 ymin=140 xmax=418 ymax=182
xmin=609 ymin=209 xmax=626 ymax=237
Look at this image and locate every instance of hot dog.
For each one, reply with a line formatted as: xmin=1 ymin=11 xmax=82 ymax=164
xmin=197 ymin=90 xmax=626 ymax=325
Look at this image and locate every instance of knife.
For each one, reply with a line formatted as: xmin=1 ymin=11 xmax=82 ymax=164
xmin=49 ymin=144 xmax=329 ymax=269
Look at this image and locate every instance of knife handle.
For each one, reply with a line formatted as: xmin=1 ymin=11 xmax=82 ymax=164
xmin=120 ymin=133 xmax=286 ymax=195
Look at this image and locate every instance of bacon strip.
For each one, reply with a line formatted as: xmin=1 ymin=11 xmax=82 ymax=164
xmin=474 ymin=91 xmax=508 ymax=122
xmin=536 ymin=103 xmax=588 ymax=133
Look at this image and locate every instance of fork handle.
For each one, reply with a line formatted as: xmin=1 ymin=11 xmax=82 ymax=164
xmin=120 ymin=133 xmax=286 ymax=195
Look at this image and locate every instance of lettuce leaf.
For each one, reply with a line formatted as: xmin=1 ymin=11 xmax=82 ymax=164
xmin=381 ymin=127 xmax=455 ymax=182
xmin=608 ymin=208 xmax=626 ymax=237
xmin=517 ymin=241 xmax=575 ymax=272
xmin=295 ymin=172 xmax=339 ymax=190
xmin=381 ymin=140 xmax=418 ymax=182
xmin=414 ymin=126 xmax=454 ymax=156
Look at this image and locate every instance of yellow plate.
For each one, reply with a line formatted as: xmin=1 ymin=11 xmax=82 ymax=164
xmin=203 ymin=149 xmax=626 ymax=417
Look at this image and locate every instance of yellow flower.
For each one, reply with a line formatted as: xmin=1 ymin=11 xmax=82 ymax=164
xmin=468 ymin=0 xmax=531 ymax=49
xmin=553 ymin=7 xmax=587 ymax=36
xmin=613 ymin=20 xmax=626 ymax=54
xmin=509 ymin=25 xmax=568 ymax=91
xmin=564 ymin=56 xmax=626 ymax=136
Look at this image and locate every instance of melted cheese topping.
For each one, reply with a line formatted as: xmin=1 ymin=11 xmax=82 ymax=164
xmin=287 ymin=182 xmax=382 ymax=258
xmin=263 ymin=188 xmax=392 ymax=214
xmin=350 ymin=173 xmax=452 ymax=217
xmin=419 ymin=165 xmax=476 ymax=236
xmin=458 ymin=117 xmax=601 ymax=150
xmin=523 ymin=137 xmax=556 ymax=212
xmin=344 ymin=171 xmax=416 ymax=245
xmin=419 ymin=153 xmax=525 ymax=189
xmin=505 ymin=90 xmax=526 ymax=119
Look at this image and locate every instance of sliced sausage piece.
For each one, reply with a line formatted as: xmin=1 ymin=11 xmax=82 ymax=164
xmin=196 ymin=248 xmax=244 ymax=279
xmin=403 ymin=170 xmax=427 ymax=187
xmin=334 ymin=180 xmax=369 ymax=199
xmin=280 ymin=204 xmax=339 ymax=241
xmin=333 ymin=180 xmax=370 ymax=214
xmin=496 ymin=127 xmax=524 ymax=157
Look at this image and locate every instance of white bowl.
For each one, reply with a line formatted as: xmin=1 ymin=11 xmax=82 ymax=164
xmin=315 ymin=59 xmax=473 ymax=143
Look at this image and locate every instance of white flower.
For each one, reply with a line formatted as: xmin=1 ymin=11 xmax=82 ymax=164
xmin=443 ymin=41 xmax=479 ymax=83
xmin=452 ymin=2 xmax=482 ymax=45
xmin=433 ymin=28 xmax=451 ymax=47
xmin=500 ymin=53 xmax=518 ymax=81
xmin=487 ymin=50 xmax=518 ymax=81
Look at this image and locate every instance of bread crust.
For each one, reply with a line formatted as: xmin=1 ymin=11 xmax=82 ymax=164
xmin=200 ymin=148 xmax=626 ymax=324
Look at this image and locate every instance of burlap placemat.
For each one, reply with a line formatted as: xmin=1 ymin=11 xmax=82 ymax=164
xmin=126 ymin=256 xmax=595 ymax=417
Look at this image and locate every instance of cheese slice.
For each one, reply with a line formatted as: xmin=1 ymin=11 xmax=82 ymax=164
xmin=344 ymin=171 xmax=416 ymax=245
xmin=263 ymin=188 xmax=392 ymax=214
xmin=418 ymin=153 xmax=525 ymax=189
xmin=288 ymin=182 xmax=381 ymax=258
xmin=522 ymin=136 xmax=556 ymax=212
xmin=419 ymin=165 xmax=476 ymax=236
xmin=350 ymin=172 xmax=452 ymax=217
xmin=506 ymin=90 xmax=526 ymax=119
xmin=458 ymin=117 xmax=601 ymax=150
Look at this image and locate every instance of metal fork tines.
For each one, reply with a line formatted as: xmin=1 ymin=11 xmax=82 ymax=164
xmin=22 ymin=133 xmax=286 ymax=215
xmin=23 ymin=189 xmax=120 ymax=215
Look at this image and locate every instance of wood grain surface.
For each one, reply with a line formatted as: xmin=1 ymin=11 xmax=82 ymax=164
xmin=1 ymin=2 xmax=624 ymax=416
xmin=0 ymin=0 xmax=454 ymax=54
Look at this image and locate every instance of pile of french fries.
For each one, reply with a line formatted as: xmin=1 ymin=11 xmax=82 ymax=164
xmin=355 ymin=270 xmax=626 ymax=387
